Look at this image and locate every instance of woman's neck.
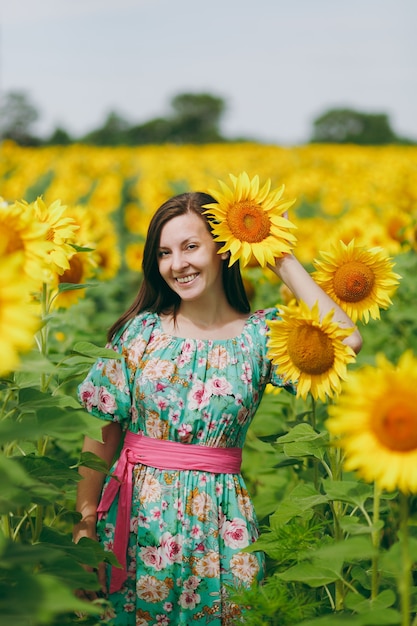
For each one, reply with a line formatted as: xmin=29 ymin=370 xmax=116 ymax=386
xmin=160 ymin=301 xmax=248 ymax=340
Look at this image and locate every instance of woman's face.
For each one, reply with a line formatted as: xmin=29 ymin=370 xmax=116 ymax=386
xmin=157 ymin=211 xmax=226 ymax=303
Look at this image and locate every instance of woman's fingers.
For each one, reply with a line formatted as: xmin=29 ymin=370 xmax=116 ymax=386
xmin=75 ymin=563 xmax=107 ymax=602
xmin=97 ymin=562 xmax=108 ymax=595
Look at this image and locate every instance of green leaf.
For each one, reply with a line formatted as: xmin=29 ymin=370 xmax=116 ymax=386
xmin=14 ymin=351 xmax=56 ymax=386
xmin=339 ymin=515 xmax=384 ymax=536
xmin=77 ymin=450 xmax=109 ymax=473
xmin=40 ymin=527 xmax=120 ymax=568
xmin=72 ymin=341 xmax=124 ymax=359
xmin=17 ymin=454 xmax=81 ymax=488
xmin=345 ymin=588 xmax=396 ymax=613
xmin=244 ymin=529 xmax=284 ymax=560
xmin=19 ymin=387 xmax=80 ymax=409
xmin=0 ymin=407 xmax=104 ymax=444
xmin=294 ymin=609 xmax=401 ymax=625
xmin=0 ymin=453 xmax=34 ymax=513
xmin=322 ymin=479 xmax=375 ymax=508
xmin=277 ymin=561 xmax=341 ymax=586
xmin=70 ymin=243 xmax=96 ymax=252
xmin=299 ymin=536 xmax=376 ymax=565
xmin=0 ymin=414 xmax=43 ymax=445
xmin=270 ymin=483 xmax=328 ymax=528
xmin=0 ymin=571 xmax=100 ymax=623
xmin=274 ymin=423 xmax=328 ymax=461
xmin=58 ymin=281 xmax=98 ymax=293
xmin=36 ymin=406 xmax=105 ymax=441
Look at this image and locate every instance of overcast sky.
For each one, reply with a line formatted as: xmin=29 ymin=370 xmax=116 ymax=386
xmin=1 ymin=0 xmax=416 ymax=144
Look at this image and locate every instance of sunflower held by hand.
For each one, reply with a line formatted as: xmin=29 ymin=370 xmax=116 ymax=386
xmin=267 ymin=300 xmax=356 ymax=402
xmin=204 ymin=172 xmax=297 ymax=268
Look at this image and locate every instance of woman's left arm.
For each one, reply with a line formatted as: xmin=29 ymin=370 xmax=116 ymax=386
xmin=271 ymin=253 xmax=363 ymax=354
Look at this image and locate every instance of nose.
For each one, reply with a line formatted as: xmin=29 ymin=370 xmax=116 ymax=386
xmin=171 ymin=250 xmax=189 ymax=272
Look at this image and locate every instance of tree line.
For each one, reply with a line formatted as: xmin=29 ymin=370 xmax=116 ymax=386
xmin=0 ymin=90 xmax=414 ymax=147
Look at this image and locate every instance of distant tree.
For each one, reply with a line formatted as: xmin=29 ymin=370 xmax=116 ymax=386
xmin=169 ymin=92 xmax=226 ymax=143
xmin=126 ymin=118 xmax=173 ymax=145
xmin=81 ymin=111 xmax=131 ymax=145
xmin=310 ymin=108 xmax=402 ymax=145
xmin=0 ymin=90 xmax=42 ymax=145
xmin=125 ymin=92 xmax=227 ymax=145
xmin=46 ymin=126 xmax=73 ymax=145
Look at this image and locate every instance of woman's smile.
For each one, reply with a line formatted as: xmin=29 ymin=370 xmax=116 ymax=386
xmin=176 ymin=272 xmax=199 ymax=284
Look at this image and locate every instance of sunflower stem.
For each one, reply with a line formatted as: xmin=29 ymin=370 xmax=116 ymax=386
xmin=310 ymin=396 xmax=320 ymax=490
xmin=327 ymin=437 xmax=345 ymax=610
xmin=370 ymin=482 xmax=381 ymax=601
xmin=399 ymin=492 xmax=411 ymax=626
xmin=31 ymin=282 xmax=51 ymax=544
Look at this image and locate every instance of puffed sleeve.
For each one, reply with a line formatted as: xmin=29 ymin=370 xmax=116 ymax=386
xmin=77 ymin=324 xmax=133 ymax=428
xmin=257 ymin=307 xmax=297 ymax=394
xmin=78 ymin=312 xmax=158 ymax=426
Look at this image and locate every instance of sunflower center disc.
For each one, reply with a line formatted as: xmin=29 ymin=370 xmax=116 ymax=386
xmin=372 ymin=402 xmax=417 ymax=451
xmin=333 ymin=261 xmax=375 ymax=303
xmin=59 ymin=255 xmax=83 ymax=284
xmin=287 ymin=326 xmax=335 ymax=375
xmin=227 ymin=201 xmax=271 ymax=243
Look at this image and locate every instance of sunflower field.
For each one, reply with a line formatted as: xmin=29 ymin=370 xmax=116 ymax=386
xmin=1 ymin=140 xmax=417 ymax=625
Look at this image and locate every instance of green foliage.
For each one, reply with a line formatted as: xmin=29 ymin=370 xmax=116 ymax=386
xmin=0 ymin=289 xmax=116 ymax=624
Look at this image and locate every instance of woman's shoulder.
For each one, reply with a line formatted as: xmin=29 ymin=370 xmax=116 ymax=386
xmin=248 ymin=307 xmax=281 ymax=325
xmin=243 ymin=307 xmax=281 ymax=340
xmin=111 ymin=310 xmax=158 ymax=347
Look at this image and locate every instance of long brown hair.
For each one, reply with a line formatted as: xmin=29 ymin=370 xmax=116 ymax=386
xmin=107 ymin=192 xmax=250 ymax=341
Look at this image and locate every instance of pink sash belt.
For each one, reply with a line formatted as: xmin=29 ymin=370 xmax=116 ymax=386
xmin=97 ymin=430 xmax=242 ymax=593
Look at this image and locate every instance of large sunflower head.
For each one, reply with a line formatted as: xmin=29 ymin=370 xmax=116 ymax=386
xmin=312 ymin=239 xmax=401 ymax=323
xmin=326 ymin=351 xmax=417 ymax=494
xmin=203 ymin=172 xmax=297 ymax=268
xmin=267 ymin=300 xmax=357 ymax=402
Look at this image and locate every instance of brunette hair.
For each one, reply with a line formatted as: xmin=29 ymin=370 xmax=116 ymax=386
xmin=107 ymin=192 xmax=250 ymax=341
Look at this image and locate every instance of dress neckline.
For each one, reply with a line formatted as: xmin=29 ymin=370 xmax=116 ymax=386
xmin=154 ymin=311 xmax=255 ymax=342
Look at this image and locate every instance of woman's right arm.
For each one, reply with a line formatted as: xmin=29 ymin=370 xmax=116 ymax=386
xmin=73 ymin=421 xmax=122 ymax=596
xmin=73 ymin=421 xmax=122 ymax=543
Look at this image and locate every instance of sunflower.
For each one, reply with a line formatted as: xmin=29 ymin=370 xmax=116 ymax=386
xmin=267 ymin=300 xmax=356 ymax=402
xmin=51 ymin=250 xmax=97 ymax=309
xmin=312 ymin=239 xmax=401 ymax=323
xmin=204 ymin=172 xmax=297 ymax=268
xmin=125 ymin=241 xmax=144 ymax=273
xmin=326 ymin=351 xmax=417 ymax=493
xmin=26 ymin=197 xmax=79 ymax=275
xmin=0 ymin=253 xmax=40 ymax=375
xmin=0 ymin=200 xmax=50 ymax=281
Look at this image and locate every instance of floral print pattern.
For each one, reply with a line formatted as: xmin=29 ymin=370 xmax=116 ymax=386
xmin=78 ymin=310 xmax=294 ymax=625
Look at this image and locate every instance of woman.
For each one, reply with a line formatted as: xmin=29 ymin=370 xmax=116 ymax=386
xmin=74 ymin=192 xmax=362 ymax=625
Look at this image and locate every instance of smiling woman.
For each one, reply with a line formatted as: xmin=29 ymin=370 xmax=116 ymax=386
xmin=73 ymin=185 xmax=361 ymax=625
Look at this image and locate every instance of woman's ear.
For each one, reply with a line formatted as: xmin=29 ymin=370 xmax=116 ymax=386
xmin=220 ymin=252 xmax=229 ymax=261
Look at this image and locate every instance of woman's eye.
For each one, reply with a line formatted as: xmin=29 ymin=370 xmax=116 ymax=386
xmin=158 ymin=250 xmax=170 ymax=258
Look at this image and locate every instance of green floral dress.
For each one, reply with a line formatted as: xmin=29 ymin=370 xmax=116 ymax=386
xmin=78 ymin=309 xmax=294 ymax=625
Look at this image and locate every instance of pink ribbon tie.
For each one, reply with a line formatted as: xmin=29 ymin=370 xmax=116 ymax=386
xmin=96 ymin=431 xmax=242 ymax=593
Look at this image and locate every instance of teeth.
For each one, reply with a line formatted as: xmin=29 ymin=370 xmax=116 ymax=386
xmin=177 ymin=274 xmax=198 ymax=284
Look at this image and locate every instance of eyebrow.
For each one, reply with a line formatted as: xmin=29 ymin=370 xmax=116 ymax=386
xmin=158 ymin=236 xmax=199 ymax=249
